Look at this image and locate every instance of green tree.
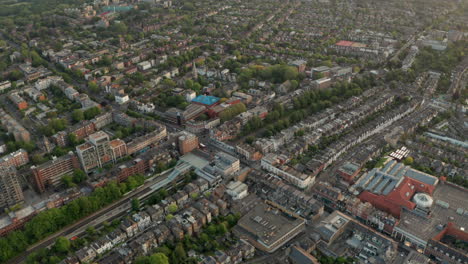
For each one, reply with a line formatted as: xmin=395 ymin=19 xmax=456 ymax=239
xmin=72 ymin=109 xmax=84 ymax=123
xmin=168 ymin=204 xmax=178 ymax=213
xmin=88 ymin=81 xmax=100 ymax=94
xmin=149 ymin=253 xmax=169 ymax=264
xmin=53 ymin=236 xmax=70 ymax=254
xmin=132 ymin=198 xmax=140 ymax=211
xmin=62 ymin=175 xmax=75 ymax=188
xmin=403 ymin=156 xmax=414 ymax=165
xmin=72 ymin=169 xmax=87 ymax=184
xmin=84 ymin=106 xmax=101 ymax=120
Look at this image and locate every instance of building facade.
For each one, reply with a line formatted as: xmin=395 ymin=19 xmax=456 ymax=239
xmin=31 ymin=152 xmax=81 ymax=193
xmin=0 ymin=166 xmax=24 ymax=209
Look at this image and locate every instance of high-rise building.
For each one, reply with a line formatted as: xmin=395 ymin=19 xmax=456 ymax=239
xmin=76 ymin=131 xmax=127 ymax=173
xmin=178 ymin=132 xmax=199 ymax=155
xmin=0 ymin=166 xmax=24 ymax=209
xmin=31 ymin=152 xmax=81 ymax=193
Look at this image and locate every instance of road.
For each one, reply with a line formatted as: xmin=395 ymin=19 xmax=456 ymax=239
xmin=8 ymin=170 xmax=175 ymax=264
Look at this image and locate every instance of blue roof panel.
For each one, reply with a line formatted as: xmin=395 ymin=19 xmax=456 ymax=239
xmin=192 ymin=95 xmax=220 ymax=106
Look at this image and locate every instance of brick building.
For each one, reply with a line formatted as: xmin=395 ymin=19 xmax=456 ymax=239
xmin=0 ymin=149 xmax=29 ymax=168
xmin=31 ymin=152 xmax=81 ymax=193
xmin=178 ymin=132 xmax=199 ymax=155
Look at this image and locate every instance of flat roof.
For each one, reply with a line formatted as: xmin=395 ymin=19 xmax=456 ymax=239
xmin=236 ymin=202 xmax=305 ymax=251
xmin=396 ymin=182 xmax=468 ymax=242
xmin=179 ymin=152 xmax=209 ymax=170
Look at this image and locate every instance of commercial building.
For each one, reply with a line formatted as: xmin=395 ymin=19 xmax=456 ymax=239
xmin=392 ymin=181 xmax=468 ymax=263
xmin=313 ymin=211 xmax=398 ymax=263
xmin=0 ymin=205 xmax=36 ymax=237
xmin=31 ymin=152 xmax=81 ymax=193
xmin=0 ymin=166 xmax=24 ymax=209
xmin=178 ymin=132 xmax=199 ymax=155
xmin=191 ymin=95 xmax=220 ymax=107
xmin=226 ymin=181 xmax=248 ymax=200
xmin=165 ymin=104 xmax=206 ymax=125
xmin=0 ymin=149 xmax=29 ymax=168
xmin=354 ymin=160 xmax=439 ymax=218
xmin=233 ymin=202 xmax=305 ymax=253
xmin=213 ymin=151 xmax=240 ymax=176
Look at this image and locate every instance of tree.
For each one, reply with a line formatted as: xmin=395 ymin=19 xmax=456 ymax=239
xmin=68 ymin=133 xmax=79 ymax=147
xmin=403 ymin=156 xmax=414 ymax=165
xmin=72 ymin=109 xmax=84 ymax=123
xmin=136 ymin=253 xmax=169 ymax=264
xmin=168 ymin=204 xmax=178 ymax=213
xmin=86 ymin=226 xmax=97 ymax=237
xmin=131 ymin=198 xmax=140 ymax=211
xmin=84 ymin=106 xmax=101 ymax=120
xmin=171 ymin=243 xmax=186 ymax=264
xmin=72 ymin=169 xmax=87 ymax=184
xmin=62 ymin=175 xmax=75 ymax=188
xmin=111 ymin=22 xmax=128 ymax=34
xmin=88 ymin=81 xmax=100 ymax=94
xmin=53 ymin=236 xmax=70 ymax=254
xmin=149 ymin=253 xmax=169 ymax=264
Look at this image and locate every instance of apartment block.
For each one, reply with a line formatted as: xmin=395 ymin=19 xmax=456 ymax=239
xmin=31 ymin=152 xmax=81 ymax=193
xmin=76 ymin=131 xmax=127 ymax=173
xmin=0 ymin=166 xmax=24 ymax=209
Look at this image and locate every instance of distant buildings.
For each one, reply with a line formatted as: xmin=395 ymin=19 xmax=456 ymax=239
xmin=0 ymin=108 xmax=31 ymax=142
xmin=0 ymin=166 xmax=24 ymax=209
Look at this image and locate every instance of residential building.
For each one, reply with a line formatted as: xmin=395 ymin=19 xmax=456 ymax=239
xmin=31 ymin=152 xmax=81 ymax=193
xmin=0 ymin=109 xmax=31 ymax=142
xmin=8 ymin=92 xmax=28 ymax=110
xmin=76 ymin=131 xmax=125 ymax=173
xmin=0 ymin=166 xmax=24 ymax=209
xmin=0 ymin=149 xmax=29 ymax=168
xmin=126 ymin=125 xmax=167 ymax=155
xmin=261 ymin=153 xmax=315 ymax=189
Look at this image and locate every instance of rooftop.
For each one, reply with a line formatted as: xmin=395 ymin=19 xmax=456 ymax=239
xmin=235 ymin=202 xmax=305 ymax=252
xmin=395 ymin=182 xmax=468 ymax=242
xmin=192 ymin=95 xmax=220 ymax=106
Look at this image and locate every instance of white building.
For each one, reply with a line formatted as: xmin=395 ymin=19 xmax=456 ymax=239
xmin=226 ymin=181 xmax=248 ymax=200
xmin=115 ymin=94 xmax=129 ymax=104
xmin=185 ymin=90 xmax=196 ymax=102
xmin=261 ymin=153 xmax=315 ymax=189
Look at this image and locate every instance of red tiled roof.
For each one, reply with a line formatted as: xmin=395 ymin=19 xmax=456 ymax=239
xmin=335 ymin=40 xmax=355 ymax=47
xmin=359 ymin=177 xmax=436 ymax=218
